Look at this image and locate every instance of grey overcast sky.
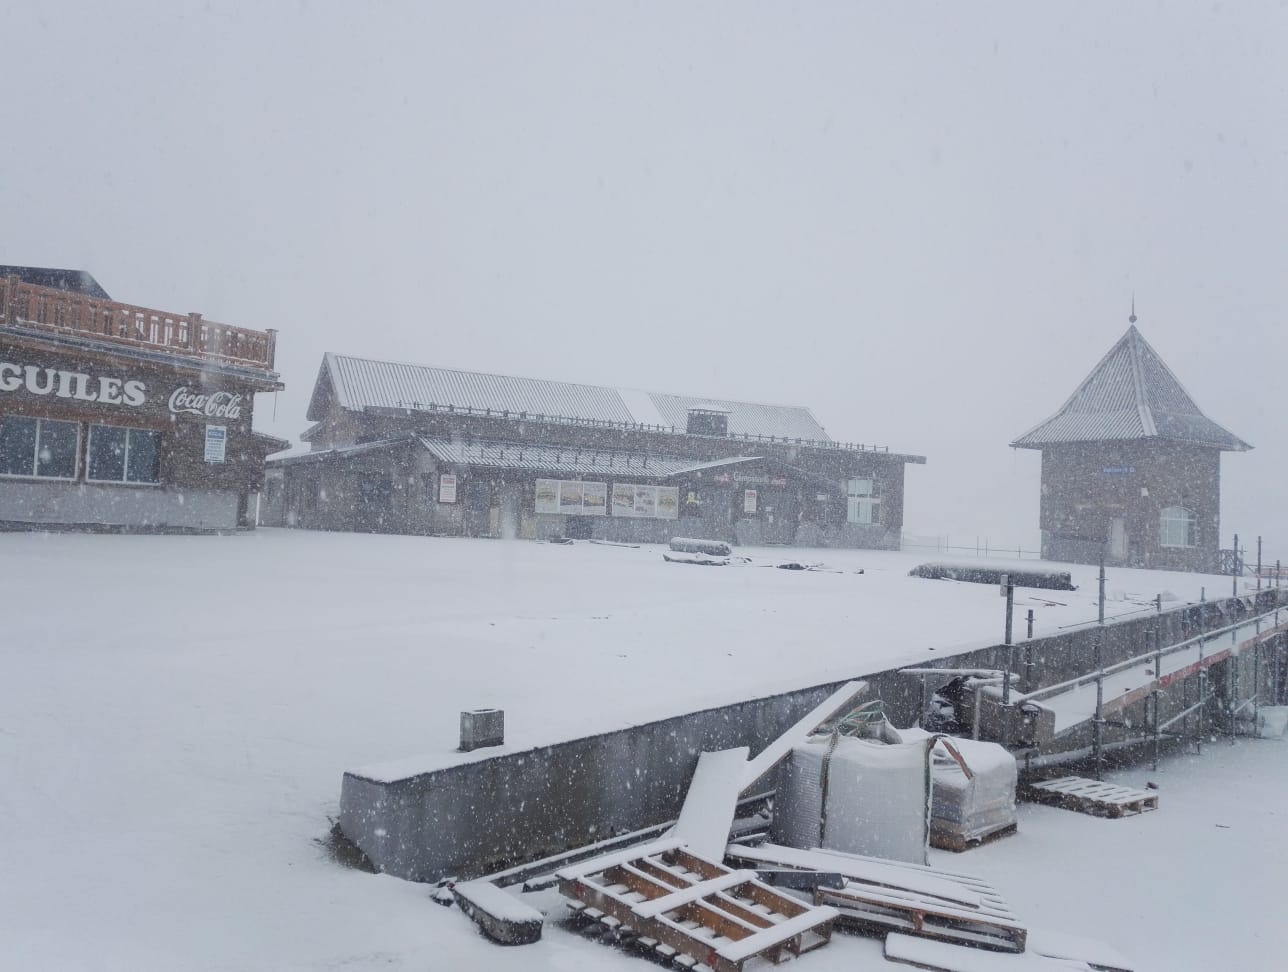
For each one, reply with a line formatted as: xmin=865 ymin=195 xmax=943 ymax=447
xmin=4 ymin=1 xmax=1286 ymax=553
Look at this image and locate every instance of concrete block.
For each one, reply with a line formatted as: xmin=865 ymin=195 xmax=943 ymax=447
xmin=460 ymin=708 xmax=504 ymax=751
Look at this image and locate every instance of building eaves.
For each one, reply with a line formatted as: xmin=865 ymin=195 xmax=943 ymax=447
xmin=417 ymin=436 xmax=692 ymax=479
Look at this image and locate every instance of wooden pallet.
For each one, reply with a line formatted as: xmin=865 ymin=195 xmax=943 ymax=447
xmin=1023 ymin=777 xmax=1159 ymax=818
xmin=929 ymin=821 xmax=1018 ymax=853
xmin=726 ymin=843 xmax=1026 ymax=954
xmin=557 ymin=839 xmax=837 ymax=972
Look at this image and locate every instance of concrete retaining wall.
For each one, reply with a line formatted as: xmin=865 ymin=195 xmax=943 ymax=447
xmin=338 ymin=587 xmax=1288 ymax=882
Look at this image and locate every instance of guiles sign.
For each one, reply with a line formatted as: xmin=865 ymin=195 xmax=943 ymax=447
xmin=0 ymin=361 xmax=243 ymax=419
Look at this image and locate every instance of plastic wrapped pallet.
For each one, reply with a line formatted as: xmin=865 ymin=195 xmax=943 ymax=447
xmin=772 ymin=735 xmax=930 ymax=865
xmin=923 ymin=735 xmax=1017 ymax=844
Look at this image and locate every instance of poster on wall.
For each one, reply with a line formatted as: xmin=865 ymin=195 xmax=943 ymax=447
xmin=558 ymin=481 xmax=584 ymax=513
xmin=610 ymin=483 xmax=679 ymax=519
xmin=582 ymin=481 xmax=607 ymax=514
xmin=535 ymin=479 xmax=560 ymax=514
xmin=656 ymin=488 xmax=678 ymax=519
xmin=743 ymin=489 xmax=758 ymax=514
xmin=203 ymin=425 xmax=227 ymax=463
xmin=633 ymin=485 xmax=658 ymax=518
xmin=612 ymin=483 xmax=636 ymax=517
xmin=438 ymin=473 xmax=458 ymax=504
xmin=537 ymin=478 xmax=608 ymax=515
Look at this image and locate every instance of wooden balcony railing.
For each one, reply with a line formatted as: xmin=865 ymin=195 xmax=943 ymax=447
xmin=0 ymin=275 xmax=277 ymax=371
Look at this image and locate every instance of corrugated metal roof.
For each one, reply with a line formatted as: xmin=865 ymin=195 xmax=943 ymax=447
xmin=1011 ymin=325 xmax=1250 ymax=451
xmin=417 ymin=437 xmax=695 ymax=478
xmin=314 ymin=353 xmax=832 ymax=441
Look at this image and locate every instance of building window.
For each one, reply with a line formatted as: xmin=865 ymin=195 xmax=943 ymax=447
xmin=846 ymin=477 xmax=881 ymax=525
xmin=1160 ymin=506 xmax=1197 ymax=548
xmin=87 ymin=425 xmax=161 ymax=484
xmin=0 ymin=416 xmax=79 ymax=480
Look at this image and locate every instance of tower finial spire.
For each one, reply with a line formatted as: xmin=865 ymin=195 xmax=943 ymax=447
xmin=1129 ymin=294 xmax=1137 ymax=325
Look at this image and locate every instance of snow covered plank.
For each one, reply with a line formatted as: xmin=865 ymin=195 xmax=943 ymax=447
xmin=451 ymin=880 xmax=544 ymax=945
xmin=883 ymin=932 xmax=1091 ymax=970
xmin=726 ymin=843 xmax=985 ymax=909
xmin=669 ymin=747 xmax=750 ymax=861
xmin=1023 ymin=777 xmax=1158 ymax=818
xmin=740 ymin=680 xmax=868 ymax=792
xmin=1027 ymin=928 xmax=1136 ymax=972
xmin=815 ymin=878 xmax=1026 ymax=952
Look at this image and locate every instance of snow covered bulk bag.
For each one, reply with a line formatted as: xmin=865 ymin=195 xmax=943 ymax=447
xmin=772 ymin=735 xmax=930 ymax=865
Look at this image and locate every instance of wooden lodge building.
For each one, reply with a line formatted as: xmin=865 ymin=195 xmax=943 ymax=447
xmin=0 ymin=267 xmax=285 ymax=531
xmin=1011 ymin=319 xmax=1250 ymax=572
xmin=263 ymin=353 xmax=926 ymax=548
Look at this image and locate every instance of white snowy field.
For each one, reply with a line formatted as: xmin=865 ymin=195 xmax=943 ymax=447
xmin=0 ymin=528 xmax=1283 ymax=970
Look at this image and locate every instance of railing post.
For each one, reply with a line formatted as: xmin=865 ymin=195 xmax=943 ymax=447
xmin=1151 ymin=628 xmax=1162 ymax=771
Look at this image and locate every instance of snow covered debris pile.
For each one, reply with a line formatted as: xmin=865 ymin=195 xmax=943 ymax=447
xmin=909 ymin=562 xmax=1075 ymax=591
xmin=668 ymin=537 xmax=733 ymax=557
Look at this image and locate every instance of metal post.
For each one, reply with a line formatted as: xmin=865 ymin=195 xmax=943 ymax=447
xmin=1098 ymin=555 xmax=1106 ymax=626
xmin=1093 ymin=629 xmax=1104 ymax=780
xmin=1002 ymin=579 xmax=1015 ymax=750
xmin=1257 ymin=536 xmax=1263 ymax=591
xmin=1197 ymin=626 xmax=1206 ymax=755
xmin=1155 ymin=593 xmax=1162 ymax=614
xmin=1151 ymin=629 xmax=1162 ymax=771
xmin=1026 ymin=609 xmax=1034 ymax=639
xmin=1233 ymin=533 xmax=1239 ymax=598
xmin=1253 ymin=615 xmax=1261 ymax=736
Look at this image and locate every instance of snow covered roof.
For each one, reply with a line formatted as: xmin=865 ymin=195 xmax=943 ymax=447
xmin=308 ymin=353 xmax=832 ymax=442
xmin=1011 ymin=325 xmax=1251 ymax=451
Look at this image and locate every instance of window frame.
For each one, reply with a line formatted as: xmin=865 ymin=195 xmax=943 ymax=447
xmin=0 ymin=415 xmax=80 ymax=481
xmin=85 ymin=422 xmax=163 ymax=486
xmin=845 ymin=477 xmax=881 ymax=525
xmin=1159 ymin=506 xmax=1197 ymax=548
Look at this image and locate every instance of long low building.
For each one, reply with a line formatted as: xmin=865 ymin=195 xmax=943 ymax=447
xmin=263 ymin=353 xmax=925 ymax=548
xmin=0 ymin=267 xmax=284 ymax=531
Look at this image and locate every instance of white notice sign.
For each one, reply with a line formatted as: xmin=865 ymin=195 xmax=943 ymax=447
xmin=743 ymin=489 xmax=758 ymax=514
xmin=204 ymin=425 xmax=227 ymax=463
xmin=439 ymin=473 xmax=458 ymax=504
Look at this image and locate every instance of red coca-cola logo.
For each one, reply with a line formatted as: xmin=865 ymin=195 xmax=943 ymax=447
xmin=168 ymin=387 xmax=244 ymax=420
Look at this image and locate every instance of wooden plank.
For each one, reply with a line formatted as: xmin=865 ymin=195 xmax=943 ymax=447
xmin=884 ymin=933 xmax=1083 ymax=970
xmin=670 ymin=748 xmax=751 ymax=860
xmin=930 ymin=821 xmax=1018 ymax=853
xmin=451 ymin=880 xmax=544 ymax=946
xmin=740 ymin=680 xmax=868 ymax=792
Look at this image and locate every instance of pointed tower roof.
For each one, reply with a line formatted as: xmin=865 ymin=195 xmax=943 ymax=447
xmin=1011 ymin=325 xmax=1251 ymax=451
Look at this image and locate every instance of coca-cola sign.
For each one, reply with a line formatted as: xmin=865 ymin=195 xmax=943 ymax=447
xmin=168 ymin=387 xmax=244 ymax=420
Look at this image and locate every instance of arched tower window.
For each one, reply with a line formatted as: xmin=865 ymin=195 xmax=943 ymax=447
xmin=1160 ymin=507 xmax=1197 ymax=548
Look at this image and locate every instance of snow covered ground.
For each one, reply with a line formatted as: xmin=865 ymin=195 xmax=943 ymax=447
xmin=0 ymin=529 xmax=1282 ymax=970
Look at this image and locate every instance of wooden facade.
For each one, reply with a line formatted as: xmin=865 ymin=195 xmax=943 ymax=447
xmin=0 ymin=271 xmax=283 ymax=531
